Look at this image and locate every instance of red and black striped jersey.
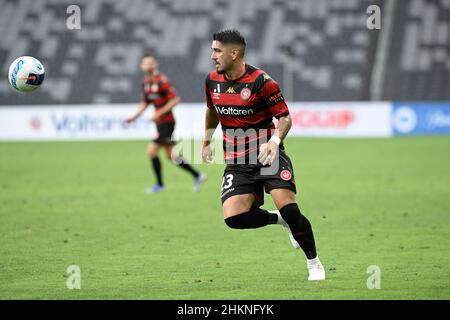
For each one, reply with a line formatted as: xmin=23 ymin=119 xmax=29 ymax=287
xmin=205 ymin=64 xmax=289 ymax=163
xmin=142 ymin=73 xmax=177 ymax=125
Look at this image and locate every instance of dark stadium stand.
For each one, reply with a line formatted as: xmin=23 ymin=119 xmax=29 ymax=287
xmin=382 ymin=0 xmax=450 ymax=101
xmin=0 ymin=0 xmax=448 ymax=105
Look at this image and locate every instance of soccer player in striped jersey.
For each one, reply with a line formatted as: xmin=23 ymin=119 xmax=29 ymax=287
xmin=125 ymin=54 xmax=206 ymax=193
xmin=202 ymin=30 xmax=325 ymax=280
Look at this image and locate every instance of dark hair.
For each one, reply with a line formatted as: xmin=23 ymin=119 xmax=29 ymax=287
xmin=141 ymin=53 xmax=156 ymax=60
xmin=213 ymin=29 xmax=246 ymax=56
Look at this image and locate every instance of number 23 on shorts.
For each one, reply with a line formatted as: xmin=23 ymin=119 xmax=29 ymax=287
xmin=221 ymin=174 xmax=234 ymax=192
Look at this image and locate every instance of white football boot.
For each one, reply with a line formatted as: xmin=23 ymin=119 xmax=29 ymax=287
xmin=307 ymin=257 xmax=326 ymax=281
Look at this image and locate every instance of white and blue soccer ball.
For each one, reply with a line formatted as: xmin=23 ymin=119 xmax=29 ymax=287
xmin=8 ymin=56 xmax=45 ymax=93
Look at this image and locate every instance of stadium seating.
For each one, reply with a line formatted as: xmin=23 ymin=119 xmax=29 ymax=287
xmin=0 ymin=0 xmax=448 ymax=105
xmin=382 ymin=0 xmax=450 ymax=101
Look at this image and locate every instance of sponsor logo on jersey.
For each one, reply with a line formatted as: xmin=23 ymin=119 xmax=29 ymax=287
xmin=269 ymin=92 xmax=283 ymax=103
xmin=146 ymin=93 xmax=161 ymax=100
xmin=214 ymin=105 xmax=254 ymax=116
xmin=213 ymin=86 xmax=221 ymax=99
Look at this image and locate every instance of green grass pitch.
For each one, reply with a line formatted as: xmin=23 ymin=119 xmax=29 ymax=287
xmin=0 ymin=137 xmax=449 ymax=299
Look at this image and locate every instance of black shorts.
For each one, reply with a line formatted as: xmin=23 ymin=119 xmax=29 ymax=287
xmin=220 ymin=150 xmax=297 ymax=207
xmin=153 ymin=122 xmax=177 ymax=145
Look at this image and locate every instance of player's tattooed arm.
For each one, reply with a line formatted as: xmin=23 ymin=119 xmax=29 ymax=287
xmin=258 ymin=114 xmax=292 ymax=166
xmin=202 ymin=108 xmax=220 ymax=163
xmin=273 ymin=114 xmax=292 ymax=142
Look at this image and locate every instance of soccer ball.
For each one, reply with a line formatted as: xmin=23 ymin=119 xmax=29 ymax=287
xmin=8 ymin=56 xmax=45 ymax=93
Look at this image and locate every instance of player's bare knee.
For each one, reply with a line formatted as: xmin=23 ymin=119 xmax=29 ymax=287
xmin=148 ymin=144 xmax=159 ymax=158
xmin=222 ymin=197 xmax=253 ymax=219
xmin=270 ymin=189 xmax=296 ymax=209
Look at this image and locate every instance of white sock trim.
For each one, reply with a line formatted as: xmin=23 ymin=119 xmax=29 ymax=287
xmin=307 ymin=256 xmax=321 ymax=265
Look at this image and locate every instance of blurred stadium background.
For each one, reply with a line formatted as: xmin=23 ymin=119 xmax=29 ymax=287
xmin=0 ymin=0 xmax=449 ymax=104
xmin=0 ymin=0 xmax=449 ymax=300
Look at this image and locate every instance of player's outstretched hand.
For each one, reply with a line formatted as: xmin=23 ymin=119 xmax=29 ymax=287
xmin=124 ymin=117 xmax=134 ymax=125
xmin=258 ymin=141 xmax=278 ymax=166
xmin=202 ymin=143 xmax=213 ymax=164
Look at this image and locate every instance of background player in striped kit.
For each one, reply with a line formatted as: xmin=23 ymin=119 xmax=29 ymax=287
xmin=125 ymin=54 xmax=206 ymax=193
